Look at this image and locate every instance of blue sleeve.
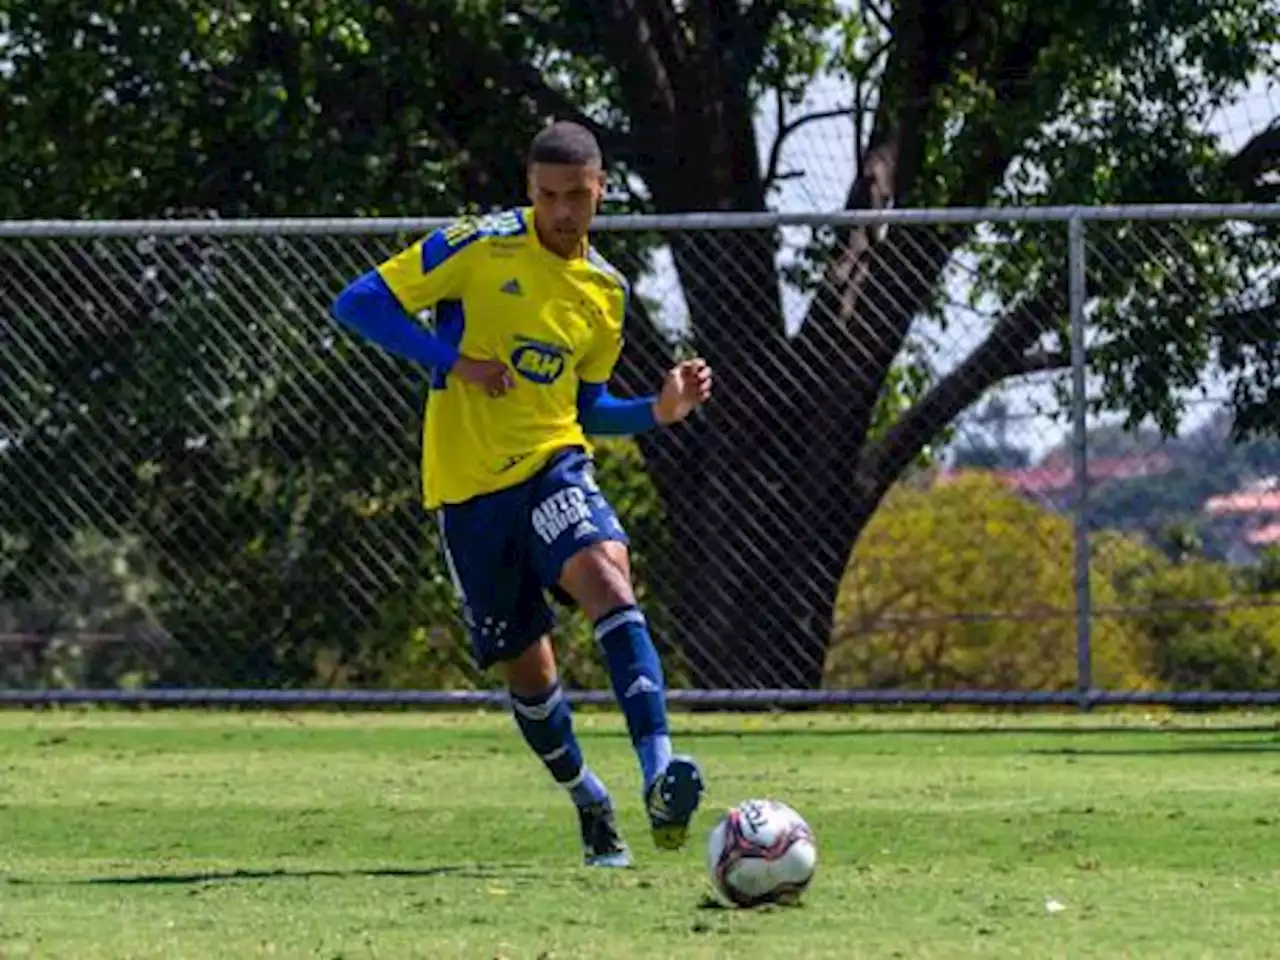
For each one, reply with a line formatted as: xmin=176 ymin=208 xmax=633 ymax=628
xmin=330 ymin=270 xmax=460 ymax=371
xmin=577 ymin=381 xmax=658 ymax=436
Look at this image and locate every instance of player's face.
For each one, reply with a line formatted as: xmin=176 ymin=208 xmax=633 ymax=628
xmin=528 ymin=163 xmax=604 ymax=256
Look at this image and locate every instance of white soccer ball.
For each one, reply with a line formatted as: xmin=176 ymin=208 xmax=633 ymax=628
xmin=705 ymin=798 xmax=818 ymax=908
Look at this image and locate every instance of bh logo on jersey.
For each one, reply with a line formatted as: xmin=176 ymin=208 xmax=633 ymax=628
xmin=532 ymin=488 xmax=596 ymax=545
xmin=511 ymin=337 xmax=569 ymax=384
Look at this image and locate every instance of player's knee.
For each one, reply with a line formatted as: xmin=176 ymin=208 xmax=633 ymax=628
xmin=559 ymin=542 xmax=635 ymax=622
xmin=501 ymin=635 xmax=558 ymax=697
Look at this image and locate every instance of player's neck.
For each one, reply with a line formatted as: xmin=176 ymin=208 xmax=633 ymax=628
xmin=533 ymin=219 xmax=586 ymax=261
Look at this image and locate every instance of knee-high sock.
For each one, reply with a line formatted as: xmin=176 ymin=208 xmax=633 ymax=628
xmin=511 ymin=680 xmax=609 ymax=808
xmin=595 ymin=604 xmax=672 ymax=792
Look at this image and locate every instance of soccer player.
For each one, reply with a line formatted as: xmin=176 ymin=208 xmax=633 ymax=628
xmin=330 ymin=121 xmax=711 ymax=868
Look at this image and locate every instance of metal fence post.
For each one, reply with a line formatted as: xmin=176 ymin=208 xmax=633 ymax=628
xmin=1068 ymin=215 xmax=1092 ymax=711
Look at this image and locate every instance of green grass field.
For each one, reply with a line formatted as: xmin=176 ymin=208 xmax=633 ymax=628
xmin=2 ymin=709 xmax=1278 ymax=959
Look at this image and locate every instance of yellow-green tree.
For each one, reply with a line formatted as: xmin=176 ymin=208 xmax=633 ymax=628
xmin=1110 ymin=550 xmax=1280 ymax=693
xmin=826 ymin=472 xmax=1152 ymax=691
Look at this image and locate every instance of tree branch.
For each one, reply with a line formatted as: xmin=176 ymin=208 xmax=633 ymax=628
xmin=764 ymin=103 xmax=862 ymax=191
xmin=1225 ymin=121 xmax=1280 ymax=199
xmin=406 ymin=7 xmax=641 ymax=166
xmin=454 ymin=28 xmax=647 ymax=168
xmin=509 ymin=1 xmax=680 ymax=141
xmin=856 ymin=304 xmax=1066 ymax=499
xmin=861 ymin=0 xmax=892 ymax=35
xmin=636 ymin=0 xmax=690 ymax=73
xmin=508 ymin=62 xmax=639 ymax=161
xmin=1018 ymin=348 xmax=1070 ymax=374
xmin=795 ymin=6 xmax=1065 ymax=484
xmin=761 ymin=27 xmax=889 ymax=194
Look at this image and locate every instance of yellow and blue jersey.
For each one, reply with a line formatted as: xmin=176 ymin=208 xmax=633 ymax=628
xmin=371 ymin=207 xmax=629 ymax=509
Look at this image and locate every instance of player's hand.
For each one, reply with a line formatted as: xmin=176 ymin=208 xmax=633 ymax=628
xmin=453 ymin=355 xmax=516 ymax=397
xmin=654 ymin=358 xmax=713 ymax=426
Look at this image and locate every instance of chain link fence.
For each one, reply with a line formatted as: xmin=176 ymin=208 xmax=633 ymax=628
xmin=2 ymin=206 xmax=1279 ymax=707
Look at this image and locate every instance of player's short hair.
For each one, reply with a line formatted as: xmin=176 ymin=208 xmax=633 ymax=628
xmin=528 ymin=121 xmax=603 ymax=169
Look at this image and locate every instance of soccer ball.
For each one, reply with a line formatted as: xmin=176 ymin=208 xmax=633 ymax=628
xmin=705 ymin=798 xmax=817 ymax=908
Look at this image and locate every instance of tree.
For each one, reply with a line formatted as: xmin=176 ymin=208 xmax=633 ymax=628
xmin=827 ymin=472 xmax=1151 ymax=691
xmin=502 ymin=0 xmax=1280 ymax=689
xmin=3 ymin=1 xmax=1279 ymax=690
xmin=0 ymin=0 xmax=548 ymax=686
xmin=1113 ymin=549 xmax=1280 ymax=694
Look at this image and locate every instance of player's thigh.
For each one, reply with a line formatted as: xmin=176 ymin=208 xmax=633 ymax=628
xmin=527 ymin=449 xmax=635 ymax=616
xmin=437 ymin=494 xmax=553 ymax=671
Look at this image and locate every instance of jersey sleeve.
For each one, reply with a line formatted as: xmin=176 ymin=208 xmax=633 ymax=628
xmin=375 ymin=219 xmax=488 ymax=314
xmin=578 ymin=328 xmax=624 ymax=384
xmin=577 ymin=273 xmax=630 ymax=384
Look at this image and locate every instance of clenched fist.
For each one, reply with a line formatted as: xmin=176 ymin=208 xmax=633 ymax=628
xmin=654 ymin=358 xmax=713 ymax=426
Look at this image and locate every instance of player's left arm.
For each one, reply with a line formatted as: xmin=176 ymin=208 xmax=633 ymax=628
xmin=577 ymin=378 xmax=659 ymax=436
xmin=574 ymin=272 xmax=650 ymax=435
xmin=576 ymin=321 xmax=712 ymax=436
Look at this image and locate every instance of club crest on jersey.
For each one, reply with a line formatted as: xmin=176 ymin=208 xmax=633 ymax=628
xmin=511 ymin=336 xmax=570 ymax=385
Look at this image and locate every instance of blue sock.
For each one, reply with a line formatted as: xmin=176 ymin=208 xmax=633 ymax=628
xmin=594 ymin=604 xmax=673 ymax=793
xmin=510 ymin=681 xmax=609 ymax=809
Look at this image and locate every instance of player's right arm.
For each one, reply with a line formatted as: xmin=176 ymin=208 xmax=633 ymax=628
xmin=330 ymin=229 xmax=472 ymax=371
xmin=331 ymin=225 xmax=513 ymax=395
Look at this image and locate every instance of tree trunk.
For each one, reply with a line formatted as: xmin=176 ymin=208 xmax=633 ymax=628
xmin=638 ymin=360 xmax=904 ymax=691
xmin=658 ymin=438 xmax=846 ymax=691
xmin=604 ymin=1 xmax=1067 ymax=690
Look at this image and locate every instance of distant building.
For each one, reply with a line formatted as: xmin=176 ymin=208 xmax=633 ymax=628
xmin=937 ymin=451 xmax=1175 ymax=510
xmin=1203 ymin=476 xmax=1280 ymax=563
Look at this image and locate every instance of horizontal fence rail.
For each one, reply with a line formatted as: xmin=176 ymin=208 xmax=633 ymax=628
xmin=2 ymin=205 xmax=1279 ymax=708
xmin=6 ymin=202 xmax=1280 ymax=239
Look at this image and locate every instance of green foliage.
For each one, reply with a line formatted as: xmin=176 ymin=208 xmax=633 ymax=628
xmin=1121 ymin=554 xmax=1280 ymax=693
xmin=830 ymin=472 xmax=1280 ymax=694
xmin=1243 ymin=547 xmax=1280 ymax=593
xmin=3 ymin=1 xmax=1279 ymax=690
xmin=0 ymin=530 xmax=163 ymax=689
xmin=828 ymin=473 xmax=1152 ymax=691
xmin=0 ymin=0 xmax=519 ymax=218
xmin=971 ymin=1 xmax=1280 ymax=439
xmin=1092 ymin=514 xmax=1280 ymax=695
xmin=0 ymin=229 xmax=436 ymax=687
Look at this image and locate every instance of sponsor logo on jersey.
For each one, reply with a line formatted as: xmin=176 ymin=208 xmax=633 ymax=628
xmin=511 ymin=336 xmax=570 ymax=384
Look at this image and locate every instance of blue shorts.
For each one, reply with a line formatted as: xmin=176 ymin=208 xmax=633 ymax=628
xmin=436 ymin=447 xmax=629 ymax=670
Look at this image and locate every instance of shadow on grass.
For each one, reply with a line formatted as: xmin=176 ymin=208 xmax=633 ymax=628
xmin=584 ymin=724 xmax=1280 ymax=740
xmin=1030 ymin=739 xmax=1280 ymax=757
xmin=3 ymin=863 xmax=532 ymax=887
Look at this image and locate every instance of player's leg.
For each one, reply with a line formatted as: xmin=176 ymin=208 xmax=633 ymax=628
xmin=436 ymin=498 xmax=628 ymax=867
xmin=498 ymin=633 xmax=629 ymax=867
xmin=558 ymin=542 xmax=703 ymax=850
xmin=529 ymin=450 xmax=704 ymax=851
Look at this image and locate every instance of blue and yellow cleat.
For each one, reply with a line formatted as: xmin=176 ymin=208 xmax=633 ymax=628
xmin=645 ymin=754 xmax=704 ymax=851
xmin=578 ymin=800 xmax=632 ymax=868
